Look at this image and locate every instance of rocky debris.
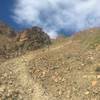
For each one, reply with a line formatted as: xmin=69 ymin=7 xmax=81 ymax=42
xmin=28 ymin=36 xmax=100 ymax=100
xmin=84 ymin=91 xmax=90 ymax=95
xmin=0 ymin=70 xmax=24 ymax=100
xmin=91 ymin=80 xmax=98 ymax=87
xmin=97 ymin=75 xmax=100 ymax=79
xmin=0 ymin=26 xmax=100 ymax=100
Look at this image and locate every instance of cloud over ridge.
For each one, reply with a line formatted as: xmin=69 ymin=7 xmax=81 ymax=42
xmin=13 ymin=0 xmax=100 ymax=38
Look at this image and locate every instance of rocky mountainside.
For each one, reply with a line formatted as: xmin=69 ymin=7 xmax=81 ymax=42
xmin=0 ymin=27 xmax=100 ymax=100
xmin=0 ymin=22 xmax=51 ymax=60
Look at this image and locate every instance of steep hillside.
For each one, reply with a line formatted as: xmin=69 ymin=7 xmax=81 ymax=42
xmin=0 ymin=28 xmax=100 ymax=100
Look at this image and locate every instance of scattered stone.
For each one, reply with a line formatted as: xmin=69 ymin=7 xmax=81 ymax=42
xmin=81 ymin=63 xmax=85 ymax=66
xmin=0 ymin=85 xmax=5 ymax=92
xmin=0 ymin=26 xmax=100 ymax=100
xmin=61 ymin=77 xmax=65 ymax=82
xmin=96 ymin=75 xmax=100 ymax=79
xmin=91 ymin=80 xmax=97 ymax=87
xmin=84 ymin=91 xmax=89 ymax=95
xmin=58 ymin=90 xmax=62 ymax=96
xmin=83 ymin=75 xmax=88 ymax=78
xmin=3 ymin=73 xmax=8 ymax=77
xmin=52 ymin=75 xmax=58 ymax=83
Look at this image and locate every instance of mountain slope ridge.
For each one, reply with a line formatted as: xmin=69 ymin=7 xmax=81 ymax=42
xmin=0 ymin=28 xmax=100 ymax=100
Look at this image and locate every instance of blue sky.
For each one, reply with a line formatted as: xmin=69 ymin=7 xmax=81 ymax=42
xmin=0 ymin=0 xmax=100 ymax=38
xmin=0 ymin=0 xmax=29 ymax=30
xmin=0 ymin=0 xmax=18 ymax=29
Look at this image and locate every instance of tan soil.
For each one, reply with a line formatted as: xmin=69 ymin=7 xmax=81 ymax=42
xmin=0 ymin=38 xmax=100 ymax=100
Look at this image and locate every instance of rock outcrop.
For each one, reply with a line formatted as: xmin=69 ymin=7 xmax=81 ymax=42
xmin=17 ymin=26 xmax=51 ymax=50
xmin=0 ymin=22 xmax=51 ymax=59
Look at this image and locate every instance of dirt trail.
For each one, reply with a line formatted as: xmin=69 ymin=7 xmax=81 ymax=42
xmin=1 ymin=38 xmax=99 ymax=100
xmin=13 ymin=57 xmax=51 ymax=100
xmin=13 ymin=41 xmax=68 ymax=99
xmin=0 ymin=54 xmax=52 ymax=100
xmin=0 ymin=41 xmax=65 ymax=100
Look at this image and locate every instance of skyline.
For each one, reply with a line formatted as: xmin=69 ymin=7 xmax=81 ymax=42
xmin=0 ymin=0 xmax=100 ymax=38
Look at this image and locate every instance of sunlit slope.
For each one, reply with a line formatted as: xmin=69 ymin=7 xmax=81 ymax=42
xmin=73 ymin=28 xmax=100 ymax=49
xmin=0 ymin=28 xmax=100 ymax=100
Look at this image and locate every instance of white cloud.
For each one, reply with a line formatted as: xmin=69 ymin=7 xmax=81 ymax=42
xmin=13 ymin=0 xmax=100 ymax=38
